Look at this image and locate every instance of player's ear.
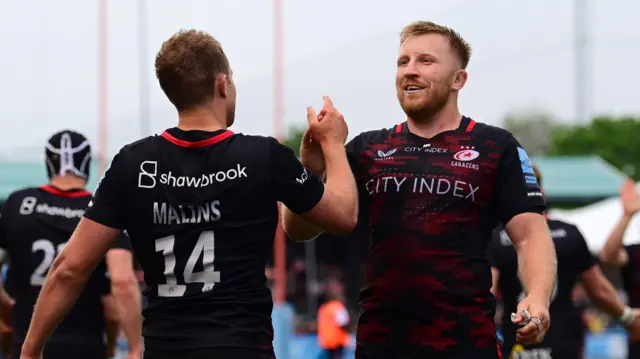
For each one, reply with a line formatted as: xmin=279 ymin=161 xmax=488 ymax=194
xmin=216 ymin=74 xmax=228 ymax=98
xmin=451 ymin=69 xmax=467 ymax=91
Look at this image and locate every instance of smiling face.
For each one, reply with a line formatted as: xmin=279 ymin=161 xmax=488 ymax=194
xmin=395 ymin=22 xmax=471 ymax=122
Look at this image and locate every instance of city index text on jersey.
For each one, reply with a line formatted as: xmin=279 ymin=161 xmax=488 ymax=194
xmin=365 ymin=176 xmax=479 ymax=202
xmin=153 ymin=200 xmax=222 ymax=225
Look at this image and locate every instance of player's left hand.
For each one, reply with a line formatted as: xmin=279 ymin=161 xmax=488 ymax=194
xmin=299 ymin=128 xmax=326 ymax=176
xmin=512 ymin=295 xmax=550 ymax=345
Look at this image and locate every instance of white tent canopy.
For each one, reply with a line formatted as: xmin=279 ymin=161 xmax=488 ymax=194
xmin=549 ymin=183 xmax=640 ymax=253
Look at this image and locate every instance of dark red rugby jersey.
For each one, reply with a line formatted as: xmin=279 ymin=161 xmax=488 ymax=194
xmin=346 ymin=116 xmax=546 ymax=354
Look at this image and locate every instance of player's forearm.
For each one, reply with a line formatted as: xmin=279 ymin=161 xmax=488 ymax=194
xmin=321 ymin=143 xmax=358 ymax=230
xmin=283 ymin=144 xmax=358 ymax=241
xmin=282 ymin=209 xmax=324 ymax=241
xmin=599 ymin=214 xmax=632 ymax=265
xmin=583 ymin=274 xmax=625 ymax=318
xmin=21 ymin=257 xmax=91 ymax=355
xmin=112 ymin=278 xmax=143 ymax=351
xmin=516 ymin=234 xmax=557 ymax=303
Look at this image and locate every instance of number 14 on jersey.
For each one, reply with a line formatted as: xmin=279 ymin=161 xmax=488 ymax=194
xmin=155 ymin=230 xmax=220 ymax=297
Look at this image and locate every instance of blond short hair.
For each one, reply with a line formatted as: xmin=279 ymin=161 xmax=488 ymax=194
xmin=400 ymin=21 xmax=472 ymax=69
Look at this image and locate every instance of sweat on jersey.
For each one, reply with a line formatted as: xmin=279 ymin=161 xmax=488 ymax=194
xmin=346 ymin=117 xmax=546 ymax=356
xmin=488 ymin=219 xmax=595 ymax=359
xmin=0 ymin=185 xmax=131 ymax=351
xmin=83 ymin=128 xmax=325 ymax=354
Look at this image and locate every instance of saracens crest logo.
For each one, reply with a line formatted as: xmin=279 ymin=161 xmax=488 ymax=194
xmin=451 ymin=146 xmax=480 ymax=170
xmin=453 ymin=148 xmax=480 ymax=161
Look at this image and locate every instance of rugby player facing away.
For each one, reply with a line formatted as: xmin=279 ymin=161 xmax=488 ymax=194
xmin=489 ymin=165 xmax=640 ymax=359
xmin=283 ymin=21 xmax=557 ymax=359
xmin=19 ymin=30 xmax=357 ymax=359
xmin=0 ymin=130 xmax=140 ymax=359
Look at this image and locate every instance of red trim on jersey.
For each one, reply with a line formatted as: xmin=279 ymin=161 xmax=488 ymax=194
xmin=161 ymin=130 xmax=234 ymax=148
xmin=465 ymin=119 xmax=476 ymax=132
xmin=497 ymin=343 xmax=503 ymax=359
xmin=395 ymin=123 xmax=403 ymax=133
xmin=40 ymin=185 xmax=91 ymax=198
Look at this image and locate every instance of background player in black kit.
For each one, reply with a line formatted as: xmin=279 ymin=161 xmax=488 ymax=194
xmin=283 ymin=21 xmax=557 ymax=359
xmin=19 ymin=30 xmax=358 ymax=359
xmin=0 ymin=130 xmax=141 ymax=359
xmin=599 ymin=178 xmax=640 ymax=358
xmin=489 ymin=165 xmax=640 ymax=359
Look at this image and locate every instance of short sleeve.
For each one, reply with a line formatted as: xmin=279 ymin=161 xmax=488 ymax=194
xmin=269 ymin=138 xmax=325 ymax=214
xmin=84 ymin=150 xmax=128 ymax=229
xmin=112 ymin=233 xmax=132 ymax=251
xmin=571 ymin=225 xmax=596 ymax=273
xmin=493 ymin=133 xmax=546 ymax=225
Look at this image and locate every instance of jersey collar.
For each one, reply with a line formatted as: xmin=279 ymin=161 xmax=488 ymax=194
xmin=394 ymin=116 xmax=476 ymax=134
xmin=161 ymin=127 xmax=234 ymax=148
xmin=40 ymin=184 xmax=91 ymax=198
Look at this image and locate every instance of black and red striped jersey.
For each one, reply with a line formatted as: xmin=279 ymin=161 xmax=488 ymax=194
xmin=83 ymin=127 xmax=325 ymax=355
xmin=346 ymin=116 xmax=546 ymax=356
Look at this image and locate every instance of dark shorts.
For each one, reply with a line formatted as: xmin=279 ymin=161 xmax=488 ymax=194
xmin=143 ymin=347 xmax=275 ymax=359
xmin=12 ymin=342 xmax=106 ymax=359
xmin=356 ymin=343 xmax=501 ymax=359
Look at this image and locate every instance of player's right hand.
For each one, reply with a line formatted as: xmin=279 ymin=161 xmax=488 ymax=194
xmin=513 ymin=295 xmax=550 ymax=345
xmin=306 ymin=96 xmax=348 ymax=148
xmin=621 ymin=178 xmax=640 ymax=216
xmin=625 ymin=308 xmax=640 ymax=342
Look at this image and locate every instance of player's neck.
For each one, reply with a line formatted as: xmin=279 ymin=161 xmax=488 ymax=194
xmin=406 ymin=100 xmax=462 ymax=139
xmin=49 ymin=176 xmax=86 ymax=191
xmin=177 ymin=108 xmax=226 ymax=132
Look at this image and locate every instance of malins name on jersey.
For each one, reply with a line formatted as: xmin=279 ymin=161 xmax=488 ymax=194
xmin=153 ymin=200 xmax=221 ymax=225
xmin=365 ymin=176 xmax=479 ymax=201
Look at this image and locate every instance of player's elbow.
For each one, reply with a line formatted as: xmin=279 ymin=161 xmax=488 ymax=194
xmin=598 ymin=249 xmax=624 ymax=268
xmin=321 ymin=193 xmax=358 ymax=236
xmin=111 ymin=274 xmax=140 ymax=300
xmin=312 ymin=209 xmax=357 ymax=237
xmin=330 ymin=213 xmax=357 ymax=236
xmin=50 ymin=254 xmax=91 ymax=285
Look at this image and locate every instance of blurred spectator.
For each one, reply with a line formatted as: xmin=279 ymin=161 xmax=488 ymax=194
xmin=317 ymin=280 xmax=351 ymax=359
